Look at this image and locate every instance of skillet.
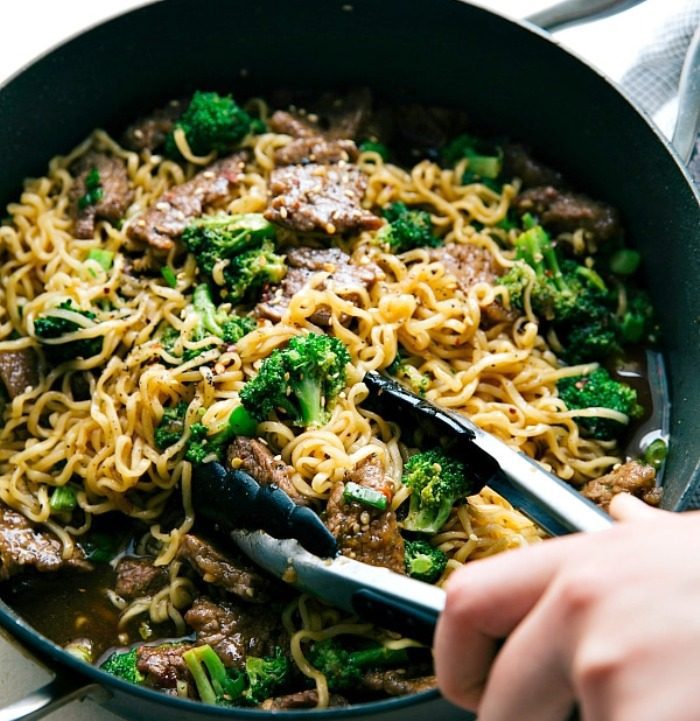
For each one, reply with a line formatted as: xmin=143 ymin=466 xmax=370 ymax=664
xmin=0 ymin=1 xmax=698 ymax=719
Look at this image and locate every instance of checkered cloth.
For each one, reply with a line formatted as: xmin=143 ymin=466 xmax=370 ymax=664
xmin=620 ymin=0 xmax=700 ymax=185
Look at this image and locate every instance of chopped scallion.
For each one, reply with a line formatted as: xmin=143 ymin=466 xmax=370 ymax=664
xmin=161 ymin=266 xmax=178 ymax=288
xmin=228 ymin=405 xmax=257 ymax=437
xmin=87 ymin=248 xmax=115 ymax=272
xmin=343 ymin=481 xmax=387 ymax=510
xmin=610 ymin=249 xmax=641 ymax=276
xmin=642 ymin=438 xmax=668 ymax=469
xmin=49 ymin=485 xmax=77 ymax=512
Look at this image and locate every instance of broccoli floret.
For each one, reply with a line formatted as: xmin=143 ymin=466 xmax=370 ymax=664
xmin=181 ymin=213 xmax=285 ymax=303
xmin=183 ymin=644 xmax=245 ymax=706
xmin=375 ymin=202 xmax=442 ymax=253
xmin=240 ymin=333 xmax=350 ymax=429
xmin=244 ymin=648 xmax=291 ymax=705
xmin=404 ymin=538 xmax=448 ymax=584
xmin=501 ymin=222 xmax=607 ymax=323
xmin=101 ymin=648 xmax=144 ymax=685
xmin=163 ymin=285 xmax=257 ymax=363
xmin=557 ymin=367 xmax=643 ymax=440
xmin=165 ymin=91 xmax=262 ymax=158
xmin=500 ymin=220 xmax=620 ymax=363
xmin=222 ymin=239 xmax=287 ymax=304
xmin=358 ymin=139 xmax=390 ymax=161
xmin=34 ymin=300 xmax=103 ymax=363
xmin=441 ymin=133 xmax=503 ymax=187
xmin=182 ymin=213 xmax=276 ymax=276
xmin=401 ymin=449 xmax=470 ymax=534
xmin=387 ymin=353 xmax=430 ymax=396
xmin=154 ymin=401 xmax=188 ymax=449
xmin=619 ymin=288 xmax=658 ymax=344
xmin=183 ymin=404 xmax=258 ymax=464
xmin=562 ymin=318 xmax=619 ymax=365
xmin=307 ymin=639 xmax=409 ymax=692
xmin=184 ymin=421 xmax=223 ymax=464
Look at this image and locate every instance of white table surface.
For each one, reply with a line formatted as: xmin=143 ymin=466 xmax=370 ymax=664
xmin=0 ymin=1 xmax=688 ymax=719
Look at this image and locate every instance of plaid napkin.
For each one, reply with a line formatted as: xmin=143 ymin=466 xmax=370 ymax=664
xmin=620 ymin=0 xmax=700 ymax=185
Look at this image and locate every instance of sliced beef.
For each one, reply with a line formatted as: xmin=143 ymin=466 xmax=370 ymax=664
xmin=580 ymin=460 xmax=661 ymax=512
xmin=128 ymin=153 xmax=247 ymax=250
xmin=257 ymin=246 xmax=381 ymax=325
xmin=274 ymin=137 xmax=358 ymax=166
xmin=265 ymin=163 xmax=381 ymax=235
xmin=269 ymin=88 xmax=372 ymax=141
xmin=70 ymin=152 xmax=134 ymax=239
xmin=394 ymin=104 xmax=469 ymax=152
xmin=226 ymin=437 xmax=307 ymax=505
xmin=324 ymin=455 xmax=405 ymax=574
xmin=0 ymin=348 xmax=39 ymax=398
xmin=480 ymin=300 xmax=520 ymax=328
xmin=122 ymin=98 xmax=187 ymax=153
xmin=512 ymin=186 xmax=622 ymax=245
xmin=136 ymin=642 xmax=193 ymax=692
xmin=261 ymin=690 xmax=349 ymax=710
xmin=501 ymin=143 xmax=566 ymax=190
xmin=269 ymin=110 xmax=318 ymax=139
xmin=362 ymin=670 xmax=437 ymax=696
xmin=428 ymin=242 xmax=498 ymax=293
xmin=0 ymin=505 xmax=91 ymax=581
xmin=114 ymin=557 xmax=168 ymax=600
xmin=184 ymin=596 xmax=286 ymax=669
xmin=177 ymin=534 xmax=273 ymax=603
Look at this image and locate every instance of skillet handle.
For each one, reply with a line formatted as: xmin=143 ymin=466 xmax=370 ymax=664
xmin=0 ymin=674 xmax=107 ymax=721
xmin=671 ymin=24 xmax=700 ymax=164
xmin=525 ymin=0 xmax=644 ymax=31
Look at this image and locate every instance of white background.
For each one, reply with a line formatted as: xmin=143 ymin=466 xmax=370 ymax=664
xmin=0 ymin=1 xmax=690 ymax=719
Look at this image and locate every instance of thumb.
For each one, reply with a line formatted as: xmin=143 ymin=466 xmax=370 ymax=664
xmin=609 ymin=492 xmax=667 ymax=522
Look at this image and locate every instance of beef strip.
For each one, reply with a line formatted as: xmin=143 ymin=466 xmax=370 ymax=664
xmin=428 ymin=242 xmax=498 ymax=292
xmin=114 ymin=557 xmax=168 ymax=600
xmin=226 ymin=437 xmax=307 ymax=505
xmin=324 ymin=455 xmax=405 ymax=574
xmin=177 ymin=534 xmax=273 ymax=603
xmin=184 ymin=596 xmax=286 ymax=669
xmin=70 ymin=152 xmax=134 ymax=239
xmin=274 ymin=137 xmax=358 ymax=166
xmin=122 ymin=98 xmax=187 ymax=153
xmin=512 ymin=186 xmax=621 ymax=245
xmin=265 ymin=163 xmax=382 ymax=235
xmin=256 ymin=246 xmax=381 ymax=325
xmin=136 ymin=642 xmax=193 ymax=692
xmin=501 ymin=143 xmax=566 ymax=190
xmin=269 ymin=88 xmax=372 ymax=141
xmin=362 ymin=670 xmax=437 ymax=696
xmin=127 ymin=153 xmax=247 ymax=250
xmin=0 ymin=348 xmax=39 ymax=399
xmin=580 ymin=460 xmax=661 ymax=512
xmin=0 ymin=505 xmax=91 ymax=581
xmin=394 ymin=104 xmax=469 ymax=152
xmin=261 ymin=690 xmax=349 ymax=710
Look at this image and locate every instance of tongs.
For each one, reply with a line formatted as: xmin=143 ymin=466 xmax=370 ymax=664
xmin=192 ymin=463 xmax=443 ymax=645
xmin=192 ymin=372 xmax=612 ymax=645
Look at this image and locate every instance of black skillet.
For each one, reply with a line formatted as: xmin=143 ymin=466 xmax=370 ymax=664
xmin=0 ymin=1 xmax=698 ymax=720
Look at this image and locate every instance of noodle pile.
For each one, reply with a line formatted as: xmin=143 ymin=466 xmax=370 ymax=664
xmin=0 ymin=101 xmax=627 ymax=706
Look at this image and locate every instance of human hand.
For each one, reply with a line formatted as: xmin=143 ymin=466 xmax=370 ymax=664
xmin=434 ymin=494 xmax=700 ymax=721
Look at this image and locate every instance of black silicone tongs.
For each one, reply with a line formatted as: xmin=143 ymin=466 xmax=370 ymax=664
xmin=362 ymin=371 xmax=613 ymax=536
xmin=192 ymin=462 xmax=444 ymax=645
xmin=191 ymin=372 xmax=612 ymax=646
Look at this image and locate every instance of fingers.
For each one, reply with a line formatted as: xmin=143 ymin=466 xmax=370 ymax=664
xmin=476 ymin=594 xmax=575 ymax=721
xmin=609 ymin=493 xmax=666 ymax=522
xmin=434 ymin=535 xmax=583 ymax=710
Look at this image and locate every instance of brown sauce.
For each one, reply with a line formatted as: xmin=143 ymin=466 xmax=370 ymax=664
xmin=2 ymin=564 xmax=120 ymax=658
